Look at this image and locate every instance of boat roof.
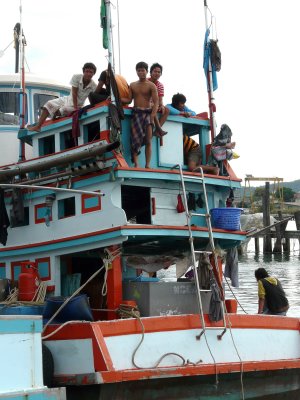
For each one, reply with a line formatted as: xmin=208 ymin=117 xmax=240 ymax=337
xmin=0 ymin=73 xmax=70 ymax=90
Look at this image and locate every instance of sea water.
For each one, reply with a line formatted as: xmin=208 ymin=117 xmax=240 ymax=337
xmin=159 ymin=221 xmax=300 ymax=317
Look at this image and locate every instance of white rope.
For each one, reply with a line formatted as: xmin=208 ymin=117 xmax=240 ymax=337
xmin=224 ymin=311 xmax=245 ymax=400
xmin=101 ymin=247 xmax=121 ymax=296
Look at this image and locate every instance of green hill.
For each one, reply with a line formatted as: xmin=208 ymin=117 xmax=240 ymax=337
xmin=282 ymin=179 xmax=300 ymax=193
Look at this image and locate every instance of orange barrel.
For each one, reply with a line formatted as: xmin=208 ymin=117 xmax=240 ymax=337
xmin=225 ymin=299 xmax=238 ymax=313
xmin=18 ymin=262 xmax=40 ymax=301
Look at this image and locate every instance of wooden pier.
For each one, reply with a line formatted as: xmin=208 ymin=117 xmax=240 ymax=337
xmin=247 ymin=210 xmax=300 ymax=254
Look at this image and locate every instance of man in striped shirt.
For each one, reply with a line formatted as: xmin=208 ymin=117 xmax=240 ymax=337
xmin=148 ymin=63 xmax=169 ymax=137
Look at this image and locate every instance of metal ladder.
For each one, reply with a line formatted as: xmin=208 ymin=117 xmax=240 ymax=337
xmin=173 ymin=164 xmax=227 ymax=340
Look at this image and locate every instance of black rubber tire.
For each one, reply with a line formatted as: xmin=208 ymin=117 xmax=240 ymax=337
xmin=42 ymin=343 xmax=54 ymax=387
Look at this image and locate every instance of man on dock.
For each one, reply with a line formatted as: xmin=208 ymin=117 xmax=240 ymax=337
xmin=255 ymin=267 xmax=289 ymax=315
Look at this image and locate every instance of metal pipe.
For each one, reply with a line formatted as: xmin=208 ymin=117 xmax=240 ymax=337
xmin=0 ymin=183 xmax=105 ymax=197
xmin=203 ymin=0 xmax=217 ymax=141
xmin=0 ymin=141 xmax=119 ymax=181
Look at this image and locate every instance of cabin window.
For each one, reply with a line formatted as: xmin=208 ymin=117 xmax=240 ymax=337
xmin=83 ymin=120 xmax=100 ymax=143
xmin=0 ymin=92 xmax=19 ymax=125
xmin=58 ymin=197 xmax=76 ymax=219
xmin=33 ymin=94 xmax=57 ymax=122
xmin=11 ymin=260 xmax=29 ymax=281
xmin=39 ymin=135 xmax=55 ymax=156
xmin=34 ymin=203 xmax=51 ymax=224
xmin=10 ymin=206 xmax=29 ymax=227
xmin=121 ymin=185 xmax=151 ymax=224
xmin=81 ymin=192 xmax=101 ymax=213
xmin=35 ymin=257 xmax=51 ymax=281
xmin=0 ymin=263 xmax=5 ymax=279
xmin=60 ymin=129 xmax=74 ymax=150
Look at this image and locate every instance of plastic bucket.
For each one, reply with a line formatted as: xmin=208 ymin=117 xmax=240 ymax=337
xmin=210 ymin=208 xmax=243 ymax=231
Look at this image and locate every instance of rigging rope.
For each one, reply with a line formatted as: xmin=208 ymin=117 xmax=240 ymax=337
xmin=42 ymin=264 xmax=105 ymax=333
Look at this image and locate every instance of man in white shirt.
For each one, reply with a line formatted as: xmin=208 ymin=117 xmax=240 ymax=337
xmin=28 ymin=62 xmax=97 ymax=132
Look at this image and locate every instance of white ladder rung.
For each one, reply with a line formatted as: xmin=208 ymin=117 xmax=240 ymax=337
xmin=183 ymin=175 xmax=204 ymax=181
xmin=175 ymin=164 xmax=227 ymax=338
xmin=190 ymin=212 xmax=207 ymax=217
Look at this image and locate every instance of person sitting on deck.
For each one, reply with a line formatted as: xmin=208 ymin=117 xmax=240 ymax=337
xmin=167 ymin=93 xmax=218 ymax=174
xmin=209 ymin=124 xmax=238 ymax=176
xmin=122 ymin=61 xmax=159 ymax=169
xmin=88 ymin=68 xmax=130 ymax=106
xmin=183 ymin=135 xmax=218 ymax=174
xmin=148 ymin=63 xmax=169 ymax=138
xmin=166 ymin=93 xmax=196 ymax=118
xmin=255 ymin=267 xmax=289 ymax=316
xmin=28 ymin=63 xmax=97 ymax=132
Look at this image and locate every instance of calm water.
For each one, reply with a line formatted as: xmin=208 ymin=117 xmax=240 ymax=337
xmin=228 ymin=236 xmax=300 ymax=317
xmin=159 ymin=222 xmax=300 ymax=317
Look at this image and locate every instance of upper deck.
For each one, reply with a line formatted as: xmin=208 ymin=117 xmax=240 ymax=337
xmin=16 ymin=101 xmax=241 ymax=186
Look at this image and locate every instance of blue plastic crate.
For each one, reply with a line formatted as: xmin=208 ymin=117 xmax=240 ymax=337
xmin=210 ymin=207 xmax=243 ymax=231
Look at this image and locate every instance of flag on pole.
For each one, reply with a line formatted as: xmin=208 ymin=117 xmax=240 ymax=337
xmin=101 ymin=0 xmax=108 ymax=50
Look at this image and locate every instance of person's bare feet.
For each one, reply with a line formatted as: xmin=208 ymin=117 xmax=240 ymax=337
xmin=145 ymin=164 xmax=150 ymax=169
xmin=27 ymin=125 xmax=41 ymax=132
xmin=225 ymin=141 xmax=236 ymax=149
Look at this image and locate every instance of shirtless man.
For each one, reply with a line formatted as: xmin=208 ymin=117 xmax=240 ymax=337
xmin=124 ymin=61 xmax=159 ymax=168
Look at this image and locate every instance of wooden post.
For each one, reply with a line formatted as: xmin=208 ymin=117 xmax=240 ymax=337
xmin=294 ymin=211 xmax=300 ymax=230
xmin=283 ymin=236 xmax=290 ymax=253
xmin=263 ymin=182 xmax=272 ymax=253
xmin=280 ymin=221 xmax=289 ymax=252
xmin=106 ymin=245 xmax=122 ymax=320
xmin=255 ymin=237 xmax=260 ymax=253
xmin=273 ymin=223 xmax=282 ymax=253
xmin=295 ymin=211 xmax=300 ymax=248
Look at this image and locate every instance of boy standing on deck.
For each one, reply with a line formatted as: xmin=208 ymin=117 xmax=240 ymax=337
xmin=123 ymin=62 xmax=159 ymax=168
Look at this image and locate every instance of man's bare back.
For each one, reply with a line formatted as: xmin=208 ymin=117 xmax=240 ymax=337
xmin=130 ymin=80 xmax=158 ymax=109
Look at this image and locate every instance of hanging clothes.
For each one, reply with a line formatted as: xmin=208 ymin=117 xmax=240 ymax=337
xmin=197 ymin=253 xmax=212 ymax=290
xmin=0 ymin=189 xmax=10 ymax=246
xmin=10 ymin=188 xmax=24 ymax=226
xmin=176 ymin=194 xmax=185 ymax=213
xmin=209 ymin=272 xmax=223 ymax=322
xmin=187 ymin=192 xmax=196 ymax=211
xmin=224 ymin=247 xmax=239 ymax=288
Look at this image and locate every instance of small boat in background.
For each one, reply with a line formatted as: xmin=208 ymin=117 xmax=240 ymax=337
xmin=0 ymin=315 xmax=65 ymax=400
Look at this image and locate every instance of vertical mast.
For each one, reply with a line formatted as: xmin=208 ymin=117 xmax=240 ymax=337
xmin=203 ymin=0 xmax=217 ymax=141
xmin=105 ymin=0 xmax=114 ymax=69
xmin=18 ymin=0 xmax=26 ymax=161
xmin=103 ymin=0 xmax=116 ymax=103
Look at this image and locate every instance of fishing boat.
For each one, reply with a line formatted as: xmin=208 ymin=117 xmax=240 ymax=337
xmin=0 ymin=1 xmax=300 ymax=399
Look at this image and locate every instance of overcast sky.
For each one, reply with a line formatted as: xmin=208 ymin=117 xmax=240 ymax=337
xmin=1 ymin=0 xmax=299 ymax=184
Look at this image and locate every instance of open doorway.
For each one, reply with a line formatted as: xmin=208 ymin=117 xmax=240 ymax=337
xmin=121 ymin=185 xmax=151 ymax=224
